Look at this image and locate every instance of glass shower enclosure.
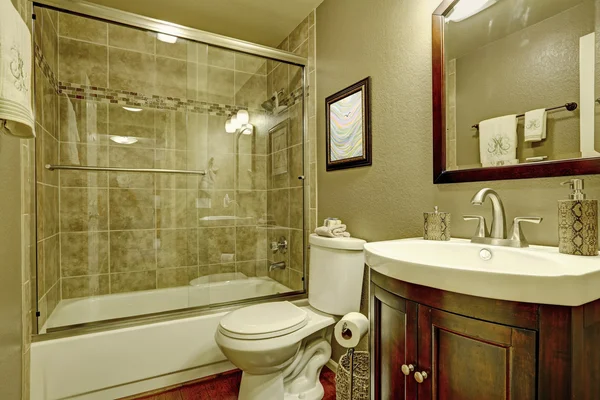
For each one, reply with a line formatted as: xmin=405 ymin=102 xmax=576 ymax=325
xmin=32 ymin=2 xmax=309 ymax=334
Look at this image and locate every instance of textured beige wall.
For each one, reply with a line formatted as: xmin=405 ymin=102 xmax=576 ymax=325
xmin=1 ymin=1 xmax=25 ymax=395
xmin=0 ymin=136 xmax=24 ymax=400
xmin=317 ymin=0 xmax=600 ymax=361
xmin=317 ymin=0 xmax=600 ymax=246
xmin=454 ymin=3 xmax=594 ymax=166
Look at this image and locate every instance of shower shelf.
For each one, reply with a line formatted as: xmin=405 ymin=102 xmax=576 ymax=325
xmin=45 ymin=164 xmax=207 ymax=175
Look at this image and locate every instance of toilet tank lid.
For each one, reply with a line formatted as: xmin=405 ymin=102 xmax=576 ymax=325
xmin=309 ymin=234 xmax=366 ymax=251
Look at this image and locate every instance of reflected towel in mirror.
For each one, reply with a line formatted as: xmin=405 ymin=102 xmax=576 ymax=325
xmin=478 ymin=115 xmax=517 ymax=167
xmin=524 ymin=108 xmax=547 ymax=142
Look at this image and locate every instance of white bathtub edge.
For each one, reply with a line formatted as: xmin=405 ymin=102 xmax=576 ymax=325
xmin=69 ymin=361 xmax=235 ymax=400
xmin=32 ymin=298 xmax=312 ymax=400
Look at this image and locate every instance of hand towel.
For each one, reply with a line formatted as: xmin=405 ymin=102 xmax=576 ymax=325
xmin=315 ymin=225 xmax=351 ymax=238
xmin=478 ymin=115 xmax=517 ymax=167
xmin=0 ymin=0 xmax=35 ymax=138
xmin=524 ymin=108 xmax=547 ymax=142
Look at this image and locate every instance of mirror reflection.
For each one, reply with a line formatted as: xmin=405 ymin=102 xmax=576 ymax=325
xmin=444 ymin=0 xmax=597 ymax=170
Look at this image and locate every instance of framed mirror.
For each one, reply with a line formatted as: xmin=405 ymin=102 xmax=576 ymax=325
xmin=433 ymin=0 xmax=600 ymax=183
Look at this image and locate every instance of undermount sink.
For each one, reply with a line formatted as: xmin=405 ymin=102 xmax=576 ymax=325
xmin=364 ymin=238 xmax=600 ymax=306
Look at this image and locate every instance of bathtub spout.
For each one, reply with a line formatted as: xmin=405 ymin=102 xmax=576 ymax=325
xmin=269 ymin=261 xmax=286 ymax=272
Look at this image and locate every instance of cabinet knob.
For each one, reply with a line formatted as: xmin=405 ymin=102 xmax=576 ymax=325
xmin=401 ymin=364 xmax=414 ymax=376
xmin=414 ymin=371 xmax=428 ymax=383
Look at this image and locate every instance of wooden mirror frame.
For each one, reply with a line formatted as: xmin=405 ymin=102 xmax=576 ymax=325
xmin=432 ymin=0 xmax=600 ymax=184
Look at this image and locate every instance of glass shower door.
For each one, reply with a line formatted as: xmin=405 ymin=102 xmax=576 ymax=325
xmin=33 ymin=5 xmax=306 ymax=333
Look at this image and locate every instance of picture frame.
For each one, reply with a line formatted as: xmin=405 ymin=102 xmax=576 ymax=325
xmin=325 ymin=77 xmax=372 ymax=171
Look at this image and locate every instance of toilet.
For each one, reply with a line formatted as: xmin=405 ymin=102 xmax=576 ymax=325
xmin=215 ymin=234 xmax=366 ymax=400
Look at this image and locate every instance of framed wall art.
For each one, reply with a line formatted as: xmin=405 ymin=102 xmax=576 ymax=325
xmin=325 ymin=77 xmax=372 ymax=171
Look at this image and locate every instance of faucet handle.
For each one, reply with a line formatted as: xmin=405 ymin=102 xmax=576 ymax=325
xmin=463 ymin=215 xmax=489 ymax=238
xmin=510 ymin=217 xmax=543 ymax=244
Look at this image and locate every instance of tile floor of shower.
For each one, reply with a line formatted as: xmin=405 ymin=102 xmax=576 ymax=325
xmin=126 ymin=367 xmax=336 ymax=400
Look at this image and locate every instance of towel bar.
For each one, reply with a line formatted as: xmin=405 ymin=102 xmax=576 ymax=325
xmin=45 ymin=164 xmax=206 ymax=175
xmin=471 ymin=102 xmax=578 ymax=130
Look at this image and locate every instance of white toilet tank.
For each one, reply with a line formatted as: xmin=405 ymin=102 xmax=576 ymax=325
xmin=308 ymin=234 xmax=366 ymax=316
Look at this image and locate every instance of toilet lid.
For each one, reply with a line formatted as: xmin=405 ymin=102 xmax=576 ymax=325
xmin=219 ymin=301 xmax=308 ymax=340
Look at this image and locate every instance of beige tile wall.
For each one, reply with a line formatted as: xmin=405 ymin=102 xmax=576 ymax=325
xmin=52 ymin=12 xmax=277 ymax=302
xmin=264 ymin=11 xmax=317 ymax=290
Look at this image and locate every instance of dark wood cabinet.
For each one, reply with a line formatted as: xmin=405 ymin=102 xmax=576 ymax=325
xmin=371 ymin=284 xmax=418 ymax=399
xmin=370 ymin=269 xmax=600 ymax=400
xmin=417 ymin=306 xmax=536 ymax=400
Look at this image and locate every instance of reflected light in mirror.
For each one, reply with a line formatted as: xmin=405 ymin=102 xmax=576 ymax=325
xmin=240 ymin=124 xmax=254 ymax=135
xmin=122 ymin=106 xmax=142 ymax=112
xmin=110 ymin=136 xmax=139 ymax=145
xmin=157 ymin=33 xmax=178 ymax=43
xmin=225 ymin=119 xmax=236 ymax=133
xmin=231 ymin=116 xmax=241 ymax=130
xmin=447 ymin=0 xmax=498 ymax=22
xmin=237 ymin=110 xmax=250 ymax=124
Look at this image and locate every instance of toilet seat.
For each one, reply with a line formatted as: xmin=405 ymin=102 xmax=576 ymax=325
xmin=218 ymin=301 xmax=309 ymax=340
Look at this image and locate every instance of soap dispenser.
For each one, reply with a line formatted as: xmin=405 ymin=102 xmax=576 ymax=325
xmin=558 ymin=179 xmax=598 ymax=256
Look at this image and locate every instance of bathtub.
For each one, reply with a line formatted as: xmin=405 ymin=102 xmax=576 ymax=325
xmin=42 ymin=275 xmax=290 ymax=332
xmin=31 ymin=276 xmax=298 ymax=400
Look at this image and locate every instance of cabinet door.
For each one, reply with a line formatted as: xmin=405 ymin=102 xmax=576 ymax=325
xmin=371 ymin=284 xmax=418 ymax=400
xmin=417 ymin=306 xmax=536 ymax=400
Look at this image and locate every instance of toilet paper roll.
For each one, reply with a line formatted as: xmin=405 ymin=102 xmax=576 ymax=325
xmin=334 ymin=312 xmax=369 ymax=349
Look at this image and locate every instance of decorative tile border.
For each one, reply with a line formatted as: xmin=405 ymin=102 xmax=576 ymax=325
xmin=57 ymin=82 xmax=250 ymax=117
xmin=34 ymin=44 xmax=304 ymax=117
xmin=34 ymin=44 xmax=58 ymax=89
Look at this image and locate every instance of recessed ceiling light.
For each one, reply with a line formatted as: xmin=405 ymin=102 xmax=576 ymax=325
xmin=110 ymin=136 xmax=139 ymax=145
xmin=157 ymin=33 xmax=178 ymax=44
xmin=123 ymin=106 xmax=143 ymax=112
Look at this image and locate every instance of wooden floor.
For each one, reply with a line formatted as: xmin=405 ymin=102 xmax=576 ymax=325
xmin=132 ymin=367 xmax=336 ymax=400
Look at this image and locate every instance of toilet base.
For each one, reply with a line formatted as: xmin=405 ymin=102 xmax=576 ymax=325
xmin=239 ymin=371 xmax=284 ymax=400
xmin=238 ymin=336 xmax=332 ymax=400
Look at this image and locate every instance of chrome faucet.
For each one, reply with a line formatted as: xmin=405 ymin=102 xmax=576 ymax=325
xmin=470 ymin=188 xmax=506 ymax=239
xmin=464 ymin=188 xmax=542 ymax=248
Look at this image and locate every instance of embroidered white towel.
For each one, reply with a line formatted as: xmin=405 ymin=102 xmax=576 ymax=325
xmin=524 ymin=108 xmax=547 ymax=142
xmin=0 ymin=0 xmax=35 ymax=138
xmin=479 ymin=115 xmax=518 ymax=167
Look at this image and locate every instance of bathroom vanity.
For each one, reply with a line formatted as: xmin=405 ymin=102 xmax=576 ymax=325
xmin=366 ymin=239 xmax=600 ymax=400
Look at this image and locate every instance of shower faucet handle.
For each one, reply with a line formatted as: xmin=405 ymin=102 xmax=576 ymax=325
xmin=270 ymin=236 xmax=288 ymax=254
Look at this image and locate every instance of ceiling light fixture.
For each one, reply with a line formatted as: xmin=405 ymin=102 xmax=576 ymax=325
xmin=447 ymin=0 xmax=497 ymax=22
xmin=110 ymin=136 xmax=139 ymax=145
xmin=157 ymin=33 xmax=178 ymax=44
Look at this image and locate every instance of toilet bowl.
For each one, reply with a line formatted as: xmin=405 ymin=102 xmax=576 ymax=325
xmin=215 ymin=302 xmax=335 ymax=399
xmin=215 ymin=234 xmax=366 ymax=400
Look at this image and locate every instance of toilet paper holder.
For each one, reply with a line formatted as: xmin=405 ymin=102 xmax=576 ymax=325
xmin=341 ymin=323 xmax=353 ymax=340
